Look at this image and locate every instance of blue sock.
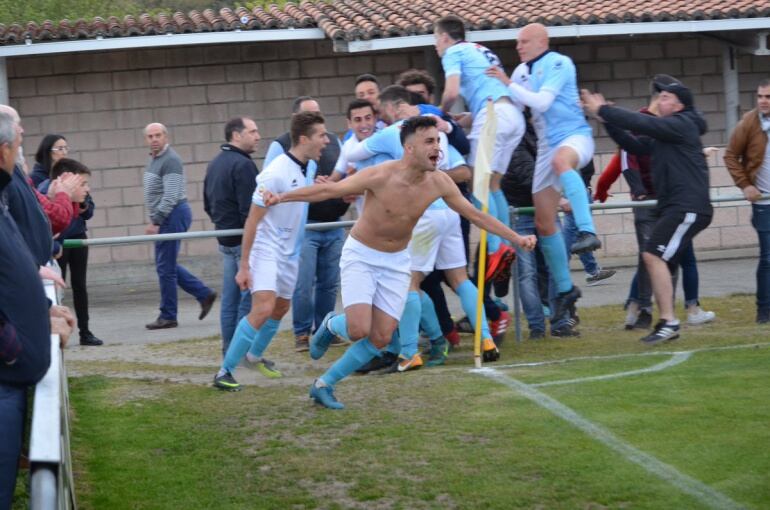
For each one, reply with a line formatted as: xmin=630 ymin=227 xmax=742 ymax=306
xmin=398 ymin=291 xmax=421 ymax=358
xmin=385 ymin=330 xmax=401 ymax=355
xmin=456 ymin=280 xmax=491 ymax=339
xmin=540 ymin=232 xmax=573 ymax=293
xmin=320 ymin=338 xmax=381 ymax=387
xmin=222 ymin=318 xmax=258 ymax=373
xmin=559 ymin=170 xmax=595 ymax=234
xmin=472 ymin=195 xmax=501 ymax=253
xmin=248 ymin=318 xmax=280 ymax=358
xmin=327 ymin=314 xmax=350 ymax=341
xmin=491 ymin=190 xmax=512 ymax=242
xmin=419 ymin=291 xmax=443 ymax=341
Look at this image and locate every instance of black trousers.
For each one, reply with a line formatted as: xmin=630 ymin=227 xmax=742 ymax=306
xmin=59 ymin=237 xmax=90 ymax=336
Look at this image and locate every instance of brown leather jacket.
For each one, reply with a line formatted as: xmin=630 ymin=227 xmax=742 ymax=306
xmin=724 ymin=108 xmax=769 ymax=189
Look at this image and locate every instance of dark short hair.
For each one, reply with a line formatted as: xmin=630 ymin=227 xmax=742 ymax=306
xmin=400 ymin=115 xmax=437 ymax=146
xmin=355 ymin=73 xmax=379 ymax=88
xmin=378 ymin=85 xmax=413 ymax=107
xmin=435 ymin=15 xmax=465 ymax=42
xmin=35 ymin=134 xmax=67 ymax=176
xmin=397 ymin=69 xmax=436 ymax=97
xmin=758 ymin=78 xmax=770 ymax=89
xmin=224 ymin=117 xmax=249 ymax=142
xmin=292 ymin=96 xmax=316 ymax=114
xmin=290 ymin=111 xmax=325 ymax=147
xmin=51 ymin=158 xmax=90 ymax=180
xmin=346 ymin=99 xmax=375 ymax=119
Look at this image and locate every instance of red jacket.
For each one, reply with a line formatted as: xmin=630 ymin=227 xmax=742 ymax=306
xmin=28 ymin=177 xmax=77 ymax=235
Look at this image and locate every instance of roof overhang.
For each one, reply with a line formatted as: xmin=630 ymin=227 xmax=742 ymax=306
xmin=0 ymin=27 xmax=326 ymax=58
xmin=334 ymin=18 xmax=770 ymax=53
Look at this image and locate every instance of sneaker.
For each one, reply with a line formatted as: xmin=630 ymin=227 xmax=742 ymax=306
xmin=551 ymin=324 xmax=580 ymax=338
xmin=486 ymin=244 xmax=516 ymax=283
xmin=355 ymin=352 xmax=398 ymax=374
xmin=568 ymin=303 xmax=580 ymax=327
xmin=633 ymin=309 xmax=653 ymax=330
xmin=145 ymin=317 xmax=178 ymax=330
xmin=295 ymin=334 xmax=310 ymax=352
xmin=213 ymin=370 xmax=241 ymax=391
xmin=445 ymin=327 xmax=461 ymax=348
xmin=309 ymin=381 xmax=344 ymax=410
xmin=571 ymin=231 xmax=602 ymax=255
xmin=586 ymin=268 xmax=616 ymax=286
xmin=426 ymin=338 xmax=448 ymax=367
xmin=455 ymin=316 xmax=473 ymax=334
xmin=489 ymin=311 xmax=510 ymax=346
xmin=244 ymin=357 xmax=283 ymax=378
xmin=552 ymin=286 xmax=582 ymax=325
xmin=758 ymin=309 xmax=770 ymax=324
xmin=624 ymin=303 xmax=640 ymax=330
xmin=529 ymin=330 xmax=545 ymax=340
xmin=482 ymin=338 xmax=500 ymax=362
xmin=309 ymin=311 xmax=337 ymax=360
xmin=640 ymin=320 xmax=680 ymax=345
xmin=395 ymin=353 xmax=424 ymax=372
xmin=687 ymin=308 xmax=716 ymax=325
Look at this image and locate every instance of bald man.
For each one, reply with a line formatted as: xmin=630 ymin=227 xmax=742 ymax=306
xmin=143 ymin=123 xmax=216 ymax=330
xmin=487 ymin=23 xmax=599 ymax=324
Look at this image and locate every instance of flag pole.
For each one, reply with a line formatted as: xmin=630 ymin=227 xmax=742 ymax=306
xmin=474 ymin=220 xmax=488 ymax=369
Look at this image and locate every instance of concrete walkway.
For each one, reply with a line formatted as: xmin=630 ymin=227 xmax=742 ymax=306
xmin=71 ymin=256 xmax=757 ymax=349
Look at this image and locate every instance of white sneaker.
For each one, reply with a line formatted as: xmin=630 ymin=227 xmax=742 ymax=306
xmin=687 ymin=308 xmax=716 ymax=325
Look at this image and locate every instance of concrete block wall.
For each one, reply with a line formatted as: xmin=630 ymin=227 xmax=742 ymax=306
xmin=6 ymin=33 xmax=765 ymax=270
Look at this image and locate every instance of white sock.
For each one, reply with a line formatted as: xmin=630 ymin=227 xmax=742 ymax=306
xmin=217 ymin=368 xmax=228 ymax=378
xmin=245 ymin=352 xmax=259 ymax=363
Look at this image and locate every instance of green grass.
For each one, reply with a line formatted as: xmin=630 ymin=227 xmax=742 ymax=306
xmin=38 ymin=295 xmax=770 ymax=509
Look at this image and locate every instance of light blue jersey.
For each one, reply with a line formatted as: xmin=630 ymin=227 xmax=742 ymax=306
xmin=442 ymin=42 xmax=511 ymax=117
xmin=511 ymin=51 xmax=592 ymax=147
xmin=362 ymin=120 xmax=464 ymax=210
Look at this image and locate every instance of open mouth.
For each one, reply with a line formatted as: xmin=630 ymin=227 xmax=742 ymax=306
xmin=428 ymin=154 xmax=439 ymax=166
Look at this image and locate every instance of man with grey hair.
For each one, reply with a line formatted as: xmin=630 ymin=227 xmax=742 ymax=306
xmin=143 ymin=122 xmax=216 ymax=330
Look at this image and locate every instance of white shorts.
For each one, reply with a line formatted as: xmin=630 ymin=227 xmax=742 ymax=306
xmin=469 ymin=99 xmax=525 ymax=174
xmin=339 ymin=235 xmax=411 ymax=320
xmin=248 ymin=247 xmax=299 ymax=299
xmin=409 ymin=208 xmax=467 ymax=273
xmin=532 ymin=134 xmax=595 ymax=194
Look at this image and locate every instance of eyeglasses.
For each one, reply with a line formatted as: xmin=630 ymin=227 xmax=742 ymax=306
xmin=51 ymin=146 xmax=70 ymax=152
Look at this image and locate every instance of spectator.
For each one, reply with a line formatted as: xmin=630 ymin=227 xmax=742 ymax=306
xmin=0 ymin=110 xmax=52 ymax=510
xmin=38 ymin=158 xmax=104 ymax=346
xmin=204 ymin=117 xmax=260 ymax=355
xmin=354 ymin=73 xmax=381 ymax=111
xmin=142 ymin=123 xmax=217 ymax=330
xmin=30 ymin=134 xmax=69 ymax=187
xmin=264 ymin=97 xmax=348 ymax=352
xmin=583 ymin=82 xmax=713 ymax=344
xmin=724 ymin=77 xmax=770 ymax=324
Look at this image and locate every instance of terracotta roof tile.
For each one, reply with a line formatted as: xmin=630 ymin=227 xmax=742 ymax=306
xmin=0 ymin=0 xmax=768 ymax=45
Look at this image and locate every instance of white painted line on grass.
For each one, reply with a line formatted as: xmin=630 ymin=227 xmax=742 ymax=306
xmin=494 ymin=341 xmax=770 ymax=370
xmin=473 ymin=367 xmax=745 ymax=510
xmin=530 ymin=352 xmax=692 ymax=387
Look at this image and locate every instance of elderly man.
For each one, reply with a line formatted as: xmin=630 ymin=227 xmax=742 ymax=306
xmin=725 ymin=78 xmax=770 ymax=323
xmin=143 ymin=123 xmax=216 ymax=330
xmin=204 ymin=117 xmax=260 ymax=354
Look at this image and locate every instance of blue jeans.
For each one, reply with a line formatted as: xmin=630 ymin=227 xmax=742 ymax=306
xmin=514 ymin=215 xmax=546 ymax=333
xmin=155 ymin=202 xmax=212 ymax=320
xmin=0 ymin=383 xmax=26 ymax=509
xmin=752 ymin=204 xmax=770 ymax=311
xmin=219 ymin=244 xmax=252 ymax=355
xmin=562 ymin=190 xmax=599 ymax=275
xmin=292 ymin=225 xmax=345 ymax=337
xmin=678 ymin=242 xmax=699 ymax=307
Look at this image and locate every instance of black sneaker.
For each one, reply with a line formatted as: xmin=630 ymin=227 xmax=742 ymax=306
xmin=213 ymin=370 xmax=241 ymax=391
xmin=633 ymin=309 xmax=653 ymax=330
xmin=640 ymin=320 xmax=680 ymax=345
xmin=551 ymin=324 xmax=580 ymax=338
xmin=553 ymin=286 xmax=582 ymax=325
xmin=355 ymin=352 xmax=398 ymax=374
xmin=571 ymin=231 xmax=602 ymax=254
xmin=79 ymin=331 xmax=104 ymax=346
xmin=586 ymin=268 xmax=616 ymax=286
xmin=757 ymin=309 xmax=770 ymax=324
xmin=455 ymin=316 xmax=473 ymax=334
xmin=529 ymin=330 xmax=545 ymax=340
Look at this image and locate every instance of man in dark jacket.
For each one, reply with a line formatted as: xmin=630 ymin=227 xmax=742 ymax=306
xmin=204 ymin=117 xmax=261 ymax=354
xmin=582 ymin=83 xmax=713 ymax=344
xmin=263 ymin=97 xmax=348 ymax=352
xmin=0 ymin=111 xmax=52 ymax=510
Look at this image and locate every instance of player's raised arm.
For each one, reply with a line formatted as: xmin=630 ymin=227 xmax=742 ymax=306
xmin=266 ymin=164 xmax=380 ymax=206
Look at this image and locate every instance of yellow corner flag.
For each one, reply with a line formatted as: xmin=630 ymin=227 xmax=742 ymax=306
xmin=472 ymin=99 xmax=497 ymax=368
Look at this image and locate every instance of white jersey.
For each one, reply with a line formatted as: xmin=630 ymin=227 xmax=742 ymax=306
xmin=251 ymin=152 xmax=315 ymax=259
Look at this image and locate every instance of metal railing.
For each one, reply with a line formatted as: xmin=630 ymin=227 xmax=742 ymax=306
xmin=28 ymin=280 xmax=77 ymax=510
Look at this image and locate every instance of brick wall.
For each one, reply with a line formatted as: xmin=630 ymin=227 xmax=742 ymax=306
xmin=6 ymin=33 xmax=766 ymax=267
